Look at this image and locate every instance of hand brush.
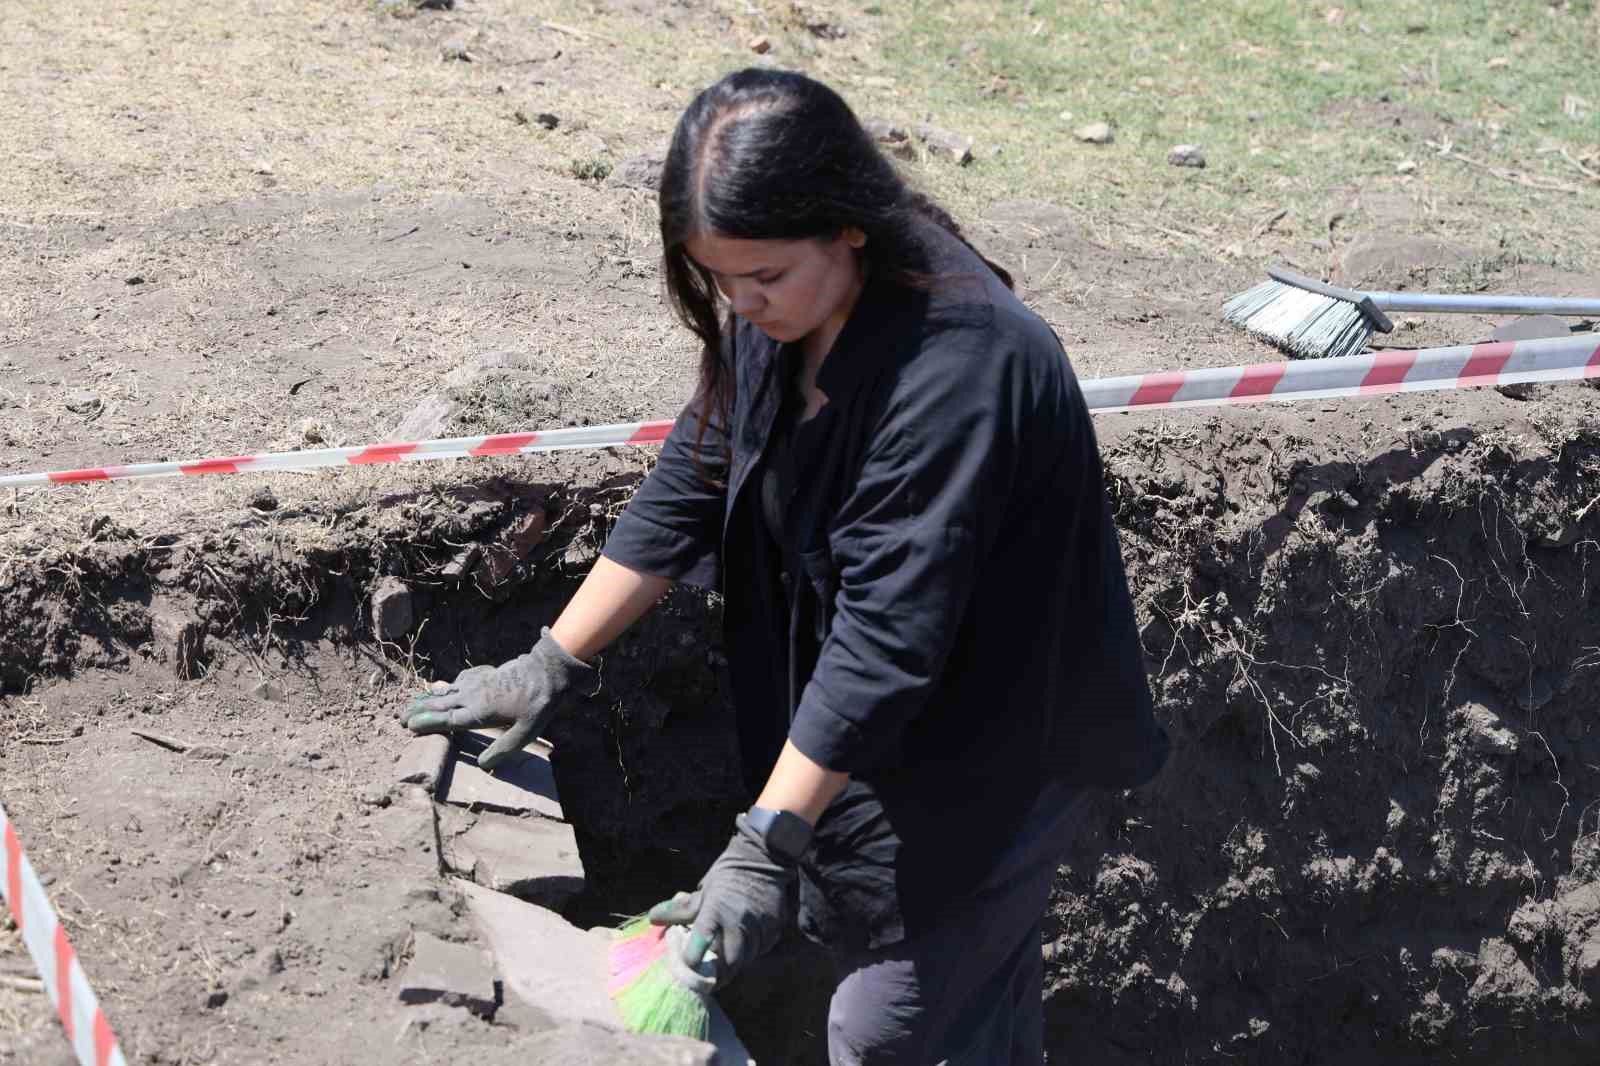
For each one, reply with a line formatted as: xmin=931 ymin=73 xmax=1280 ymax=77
xmin=1223 ymin=266 xmax=1600 ymax=360
xmin=608 ymin=918 xmax=717 ymax=1040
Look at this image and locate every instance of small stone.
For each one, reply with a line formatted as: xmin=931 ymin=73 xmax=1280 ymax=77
xmin=397 ymin=931 xmax=497 ymax=1016
xmin=250 ymin=679 xmax=287 ymax=703
xmin=1167 ymin=144 xmax=1207 ymax=168
xmin=1487 ymin=56 xmax=1510 ymax=70
xmin=64 ymin=390 xmax=103 ymax=415
xmin=371 ymin=576 xmax=415 ymax=644
xmin=534 ymin=112 xmax=560 ymax=130
xmin=299 ymin=418 xmax=326 ymax=445
xmin=246 ymin=486 xmax=278 ymax=513
xmin=863 ymin=117 xmax=915 ymax=160
xmin=914 ymin=123 xmax=973 ymax=165
xmin=1395 ymin=159 xmax=1417 ymax=174
xmin=748 ymin=35 xmax=772 ymax=54
xmin=125 ymin=275 xmax=145 ymax=286
xmin=441 ymin=36 xmax=474 ymax=62
xmin=205 ymin=988 xmax=229 ymax=1009
xmin=1074 ymin=121 xmax=1114 ymax=145
xmin=359 ymin=784 xmax=393 ymax=809
xmin=605 ymin=153 xmax=665 ymax=191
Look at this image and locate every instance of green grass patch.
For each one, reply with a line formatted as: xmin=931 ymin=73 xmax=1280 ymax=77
xmin=860 ymin=0 xmax=1599 ymax=254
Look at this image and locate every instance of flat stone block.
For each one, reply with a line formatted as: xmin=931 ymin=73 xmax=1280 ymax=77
xmin=440 ymin=809 xmax=585 ymax=910
xmin=397 ymin=930 xmax=498 ymax=1016
xmin=441 ymin=731 xmax=564 ymax=820
xmin=454 ymin=880 xmax=752 ymax=1065
xmin=372 ymin=785 xmax=441 ymax=881
xmin=395 ymin=733 xmax=452 ymax=793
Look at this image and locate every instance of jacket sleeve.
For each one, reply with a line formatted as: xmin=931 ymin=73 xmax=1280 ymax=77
xmin=787 ymin=334 xmax=1028 ymax=773
xmin=600 ymin=385 xmax=730 ymax=590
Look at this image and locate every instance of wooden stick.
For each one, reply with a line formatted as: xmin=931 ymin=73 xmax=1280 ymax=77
xmin=0 ymin=975 xmax=44 ymax=993
xmin=131 ymin=729 xmax=191 ymax=754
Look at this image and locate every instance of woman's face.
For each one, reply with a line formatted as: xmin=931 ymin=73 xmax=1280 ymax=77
xmin=684 ymin=229 xmax=866 ymax=352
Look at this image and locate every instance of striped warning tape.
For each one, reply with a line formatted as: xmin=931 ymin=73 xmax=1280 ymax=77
xmin=0 ymin=800 xmax=127 ymax=1066
xmin=1 ymin=332 xmax=1597 ymax=490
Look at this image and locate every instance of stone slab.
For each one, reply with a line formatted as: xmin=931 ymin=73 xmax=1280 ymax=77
xmin=395 ymin=733 xmax=452 ymax=793
xmin=455 ymin=880 xmax=753 ymax=1065
xmin=441 ymin=730 xmax=564 ymax=820
xmin=440 ymin=809 xmax=585 ymax=910
xmin=372 ymin=785 xmax=442 ymax=882
xmin=397 ymin=930 xmax=498 ymax=1016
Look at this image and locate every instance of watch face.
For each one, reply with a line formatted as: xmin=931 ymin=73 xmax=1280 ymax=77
xmin=757 ymin=808 xmax=812 ymax=862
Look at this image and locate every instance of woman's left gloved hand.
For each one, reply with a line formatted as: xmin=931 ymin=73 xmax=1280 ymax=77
xmin=647 ymin=812 xmax=799 ymax=985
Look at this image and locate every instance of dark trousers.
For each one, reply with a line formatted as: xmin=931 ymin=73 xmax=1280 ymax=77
xmin=826 ymin=782 xmax=1085 ymax=1065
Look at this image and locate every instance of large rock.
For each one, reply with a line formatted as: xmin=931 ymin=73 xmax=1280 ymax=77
xmin=398 ymin=930 xmax=498 ymax=1016
xmin=440 ymin=808 xmax=585 ymax=909
xmin=395 ymin=733 xmax=453 ymax=794
xmin=454 ymin=880 xmax=752 ymax=1064
xmin=440 ymin=731 xmax=565 ymax=820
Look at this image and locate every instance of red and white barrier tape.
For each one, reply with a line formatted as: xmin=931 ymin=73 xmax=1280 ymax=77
xmin=2 ymin=333 xmax=1597 ymax=490
xmin=0 ymin=801 xmax=127 ymax=1066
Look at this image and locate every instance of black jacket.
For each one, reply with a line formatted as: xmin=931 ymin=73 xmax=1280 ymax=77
xmin=603 ymin=223 xmax=1167 ymax=947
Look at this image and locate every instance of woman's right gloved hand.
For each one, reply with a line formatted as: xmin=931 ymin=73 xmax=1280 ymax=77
xmin=398 ymin=627 xmax=595 ymax=770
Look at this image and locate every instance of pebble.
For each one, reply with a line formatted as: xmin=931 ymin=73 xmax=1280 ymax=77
xmin=748 ymin=35 xmax=772 ymax=54
xmin=250 ymin=679 xmax=287 ymax=703
xmin=1074 ymin=121 xmax=1114 ymax=145
xmin=65 ymin=389 xmax=103 ymax=415
xmin=1396 ymin=159 xmax=1418 ymax=174
xmin=915 ymin=122 xmax=974 ymax=166
xmin=1167 ymin=144 xmax=1207 ymax=168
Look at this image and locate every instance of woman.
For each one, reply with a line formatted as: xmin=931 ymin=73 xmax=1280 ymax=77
xmin=401 ymin=68 xmax=1168 ymax=1064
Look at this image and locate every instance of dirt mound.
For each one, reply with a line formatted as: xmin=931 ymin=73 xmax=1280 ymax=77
xmin=1044 ymin=412 xmax=1600 ymax=1063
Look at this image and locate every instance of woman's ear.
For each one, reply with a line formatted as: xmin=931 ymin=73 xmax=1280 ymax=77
xmin=842 ymin=225 xmax=867 ymax=249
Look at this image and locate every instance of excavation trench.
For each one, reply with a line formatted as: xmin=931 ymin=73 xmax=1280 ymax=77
xmin=2 ymin=409 xmax=1600 ymax=1064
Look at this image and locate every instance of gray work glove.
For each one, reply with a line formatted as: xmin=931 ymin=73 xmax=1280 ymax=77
xmin=646 ymin=814 xmax=797 ymax=987
xmin=398 ymin=627 xmax=594 ymax=770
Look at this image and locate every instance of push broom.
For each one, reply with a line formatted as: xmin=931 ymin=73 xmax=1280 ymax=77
xmin=1223 ymin=266 xmax=1600 ymax=360
xmin=607 ymin=916 xmax=718 ymax=1039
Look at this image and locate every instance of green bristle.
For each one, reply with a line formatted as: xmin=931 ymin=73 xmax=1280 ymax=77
xmin=614 ymin=961 xmax=711 ymax=1040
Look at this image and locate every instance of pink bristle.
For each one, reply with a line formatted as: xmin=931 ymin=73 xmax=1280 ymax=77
xmin=608 ymin=923 xmax=668 ymax=983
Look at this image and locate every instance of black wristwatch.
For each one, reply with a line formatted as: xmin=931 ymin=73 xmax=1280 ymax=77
xmin=744 ymin=806 xmax=814 ymax=865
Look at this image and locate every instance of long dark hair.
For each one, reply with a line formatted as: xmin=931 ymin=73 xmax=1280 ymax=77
xmin=658 ymin=68 xmax=1012 ymax=456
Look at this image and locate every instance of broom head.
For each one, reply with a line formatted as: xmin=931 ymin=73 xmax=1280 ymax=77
xmin=1223 ymin=268 xmax=1394 ymax=360
xmin=608 ymin=917 xmax=712 ymax=1040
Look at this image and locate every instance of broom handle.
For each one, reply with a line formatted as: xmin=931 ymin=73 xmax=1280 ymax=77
xmin=1367 ymin=292 xmax=1600 ymax=316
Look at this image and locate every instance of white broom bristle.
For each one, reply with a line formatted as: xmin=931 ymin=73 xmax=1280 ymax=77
xmin=1222 ymin=279 xmax=1375 ymax=360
